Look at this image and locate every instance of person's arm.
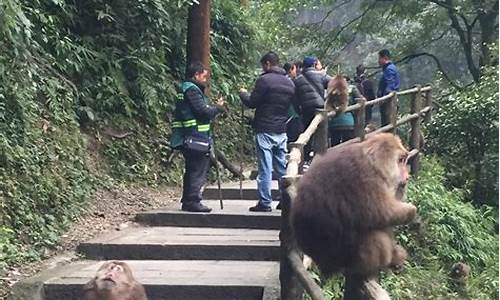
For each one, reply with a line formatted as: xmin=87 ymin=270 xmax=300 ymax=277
xmin=185 ymin=88 xmax=223 ymax=121
xmin=240 ymin=77 xmax=267 ymax=109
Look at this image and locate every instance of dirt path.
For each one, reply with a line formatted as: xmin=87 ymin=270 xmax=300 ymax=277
xmin=0 ymin=185 xmax=180 ymax=299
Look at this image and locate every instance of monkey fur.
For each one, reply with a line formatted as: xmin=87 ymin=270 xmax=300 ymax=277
xmin=324 ymin=74 xmax=349 ymax=113
xmin=291 ymin=133 xmax=417 ymax=277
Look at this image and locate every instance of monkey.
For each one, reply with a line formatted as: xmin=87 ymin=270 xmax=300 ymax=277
xmin=449 ymin=262 xmax=471 ymax=298
xmin=81 ymin=261 xmax=147 ymax=300
xmin=324 ymin=74 xmax=349 ymax=113
xmin=290 ymin=133 xmax=417 ymax=278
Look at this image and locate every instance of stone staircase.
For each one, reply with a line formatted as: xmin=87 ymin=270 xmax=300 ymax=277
xmin=11 ymin=181 xmax=281 ymax=300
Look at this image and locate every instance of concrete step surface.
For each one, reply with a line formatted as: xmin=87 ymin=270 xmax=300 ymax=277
xmin=203 ymin=180 xmax=280 ymax=200
xmin=78 ymin=226 xmax=280 ymax=261
xmin=25 ymin=260 xmax=279 ymax=300
xmin=136 ymin=200 xmax=281 ymax=230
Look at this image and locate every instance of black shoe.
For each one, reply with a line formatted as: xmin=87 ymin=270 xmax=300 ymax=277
xmin=249 ymin=204 xmax=272 ymax=212
xmin=276 ymin=202 xmax=281 ymax=210
xmin=182 ymin=202 xmax=212 ymax=213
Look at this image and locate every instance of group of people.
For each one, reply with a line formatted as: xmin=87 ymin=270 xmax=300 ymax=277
xmin=171 ymin=49 xmax=400 ymax=213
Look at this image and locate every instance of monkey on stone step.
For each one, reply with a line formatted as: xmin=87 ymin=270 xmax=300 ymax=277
xmin=81 ymin=261 xmax=147 ymax=300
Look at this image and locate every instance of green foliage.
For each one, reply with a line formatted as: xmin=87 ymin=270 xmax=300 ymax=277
xmin=316 ymin=158 xmax=498 ymax=299
xmin=0 ymin=0 xmax=261 ymax=274
xmin=0 ymin=0 xmax=96 ymax=266
xmin=428 ymin=59 xmax=499 ymax=205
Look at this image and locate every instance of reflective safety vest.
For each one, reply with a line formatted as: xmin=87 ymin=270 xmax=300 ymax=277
xmin=170 ymin=81 xmax=211 ymax=148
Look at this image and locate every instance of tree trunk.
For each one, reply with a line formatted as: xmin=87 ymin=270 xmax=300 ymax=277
xmin=186 ymin=0 xmax=211 ymax=70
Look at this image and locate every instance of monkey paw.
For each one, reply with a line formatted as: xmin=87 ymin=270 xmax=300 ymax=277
xmin=390 ymin=245 xmax=407 ymax=271
xmin=404 ymin=203 xmax=417 ymax=223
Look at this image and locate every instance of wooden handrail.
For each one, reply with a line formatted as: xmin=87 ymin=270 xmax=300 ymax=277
xmin=288 ymin=250 xmax=325 ymax=300
xmin=280 ymin=85 xmax=433 ymax=300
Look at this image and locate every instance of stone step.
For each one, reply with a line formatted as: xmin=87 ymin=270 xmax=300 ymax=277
xmin=203 ymin=181 xmax=280 ymax=200
xmin=18 ymin=260 xmax=279 ymax=300
xmin=78 ymin=227 xmax=280 ymax=261
xmin=136 ymin=200 xmax=281 ymax=230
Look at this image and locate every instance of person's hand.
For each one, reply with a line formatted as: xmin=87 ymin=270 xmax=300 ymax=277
xmin=216 ymin=95 xmax=225 ymax=106
xmin=239 ymin=87 xmax=248 ymax=94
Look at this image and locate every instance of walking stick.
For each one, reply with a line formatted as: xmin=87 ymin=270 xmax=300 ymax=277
xmin=211 ymin=123 xmax=224 ymax=210
xmin=239 ymin=103 xmax=244 ymax=200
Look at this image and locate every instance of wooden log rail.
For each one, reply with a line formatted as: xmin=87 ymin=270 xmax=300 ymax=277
xmin=280 ymin=85 xmax=433 ymax=300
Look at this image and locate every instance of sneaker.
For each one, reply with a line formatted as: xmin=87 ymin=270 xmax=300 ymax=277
xmin=249 ymin=204 xmax=272 ymax=212
xmin=182 ymin=202 xmax=212 ymax=213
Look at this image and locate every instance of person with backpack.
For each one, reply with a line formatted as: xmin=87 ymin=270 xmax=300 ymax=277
xmin=293 ymin=56 xmax=331 ymax=162
xmin=170 ymin=62 xmax=225 ymax=213
xmin=354 ymin=64 xmax=376 ymax=125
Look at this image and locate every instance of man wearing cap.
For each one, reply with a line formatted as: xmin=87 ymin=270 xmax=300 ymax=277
xmin=293 ymin=56 xmax=331 ymax=161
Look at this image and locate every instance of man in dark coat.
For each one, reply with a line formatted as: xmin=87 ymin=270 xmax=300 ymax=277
xmin=293 ymin=56 xmax=331 ymax=161
xmin=240 ymin=52 xmax=295 ymax=212
xmin=170 ymin=62 xmax=225 ymax=212
xmin=354 ymin=64 xmax=376 ymax=124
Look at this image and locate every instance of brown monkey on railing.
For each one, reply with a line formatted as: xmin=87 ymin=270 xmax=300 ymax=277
xmin=81 ymin=261 xmax=147 ymax=300
xmin=324 ymin=74 xmax=349 ymax=113
xmin=291 ymin=133 xmax=417 ymax=277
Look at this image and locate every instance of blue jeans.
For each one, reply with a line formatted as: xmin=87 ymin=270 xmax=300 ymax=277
xmin=255 ymin=132 xmax=287 ymax=208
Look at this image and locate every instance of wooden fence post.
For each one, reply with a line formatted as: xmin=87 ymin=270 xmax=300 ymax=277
xmin=344 ymin=275 xmax=391 ymax=300
xmin=312 ymin=109 xmax=328 ymax=154
xmin=354 ymin=98 xmax=366 ymax=141
xmin=288 ymin=143 xmax=305 ymax=174
xmin=409 ymin=86 xmax=422 ymax=175
xmin=279 ymin=176 xmax=304 ymax=300
xmin=424 ymin=88 xmax=433 ymax=123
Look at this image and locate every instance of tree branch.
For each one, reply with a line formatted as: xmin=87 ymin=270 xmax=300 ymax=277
xmin=320 ymin=1 xmax=377 ymax=57
xmin=395 ymin=52 xmax=470 ymax=89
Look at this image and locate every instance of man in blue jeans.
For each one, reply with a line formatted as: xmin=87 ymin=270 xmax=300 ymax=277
xmin=240 ymin=51 xmax=296 ymax=212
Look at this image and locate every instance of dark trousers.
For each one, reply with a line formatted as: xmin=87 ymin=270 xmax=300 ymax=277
xmin=181 ymin=149 xmax=211 ymax=204
xmin=286 ymin=117 xmax=304 ymax=143
xmin=329 ymin=128 xmax=354 ymax=146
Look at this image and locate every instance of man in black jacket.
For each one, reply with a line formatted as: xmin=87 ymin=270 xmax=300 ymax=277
xmin=354 ymin=64 xmax=376 ymax=125
xmin=170 ymin=62 xmax=225 ymax=212
xmin=294 ymin=56 xmax=331 ymax=161
xmin=240 ymin=52 xmax=295 ymax=212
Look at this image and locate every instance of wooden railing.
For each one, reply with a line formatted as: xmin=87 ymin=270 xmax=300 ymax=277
xmin=280 ymin=85 xmax=433 ymax=300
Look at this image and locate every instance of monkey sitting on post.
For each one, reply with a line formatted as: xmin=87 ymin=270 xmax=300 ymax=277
xmin=291 ymin=133 xmax=417 ymax=278
xmin=81 ymin=261 xmax=147 ymax=300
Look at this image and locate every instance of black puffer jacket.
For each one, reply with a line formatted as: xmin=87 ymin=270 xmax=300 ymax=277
xmin=240 ymin=66 xmax=295 ymax=133
xmin=294 ymin=67 xmax=332 ymax=113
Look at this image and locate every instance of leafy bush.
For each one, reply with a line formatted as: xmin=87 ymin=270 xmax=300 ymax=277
xmin=0 ymin=0 xmax=263 ymax=274
xmin=428 ymin=59 xmax=499 ymax=206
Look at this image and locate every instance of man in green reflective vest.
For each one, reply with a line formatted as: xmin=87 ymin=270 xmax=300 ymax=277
xmin=170 ymin=62 xmax=225 ymax=212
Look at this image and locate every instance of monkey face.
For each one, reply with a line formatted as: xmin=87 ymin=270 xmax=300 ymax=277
xmin=365 ymin=134 xmax=409 ymax=195
xmin=95 ymin=262 xmax=131 ymax=291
